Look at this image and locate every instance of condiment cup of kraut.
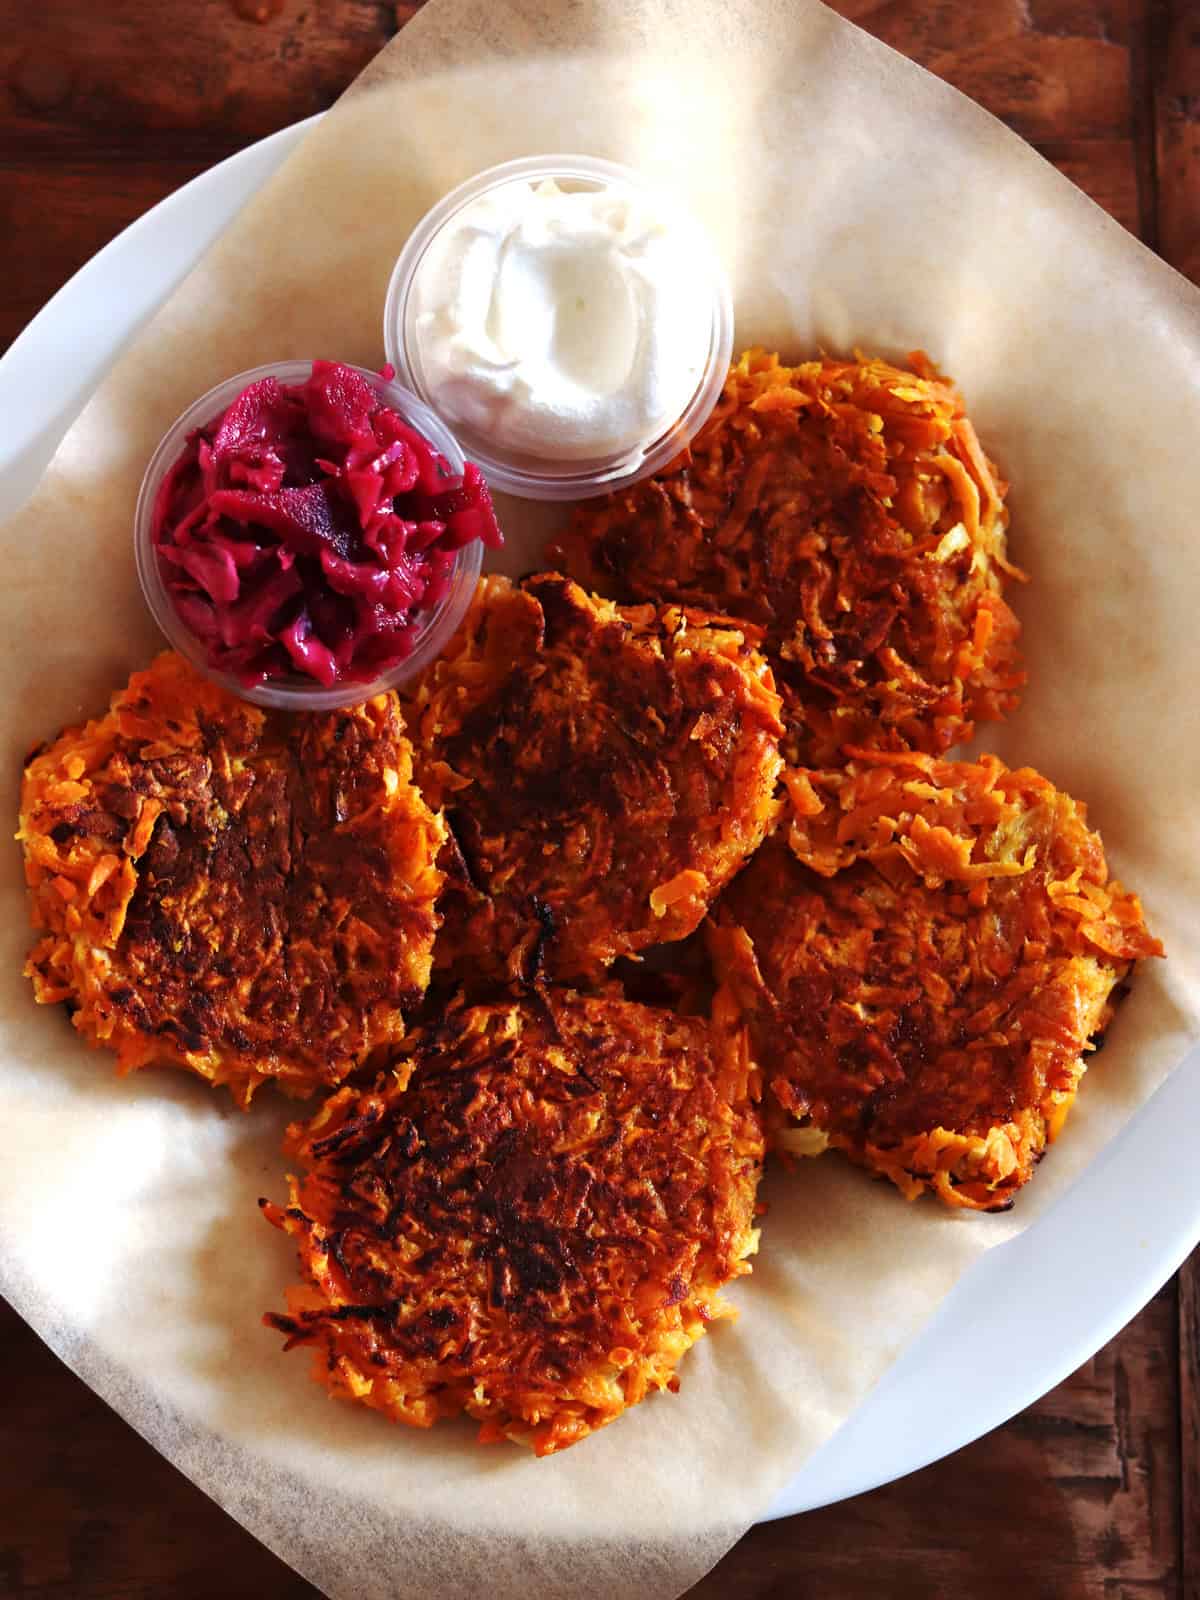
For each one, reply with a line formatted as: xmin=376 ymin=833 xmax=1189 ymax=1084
xmin=134 ymin=360 xmax=494 ymax=711
xmin=384 ymin=155 xmax=734 ymax=502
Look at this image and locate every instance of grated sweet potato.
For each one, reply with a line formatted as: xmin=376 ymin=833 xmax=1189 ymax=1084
xmin=262 ymin=990 xmax=764 ymax=1453
xmin=710 ymin=750 xmax=1162 ymax=1209
xmin=551 ymin=349 xmax=1025 ymax=766
xmin=401 ymin=571 xmax=784 ymax=986
xmin=19 ymin=652 xmax=444 ymax=1105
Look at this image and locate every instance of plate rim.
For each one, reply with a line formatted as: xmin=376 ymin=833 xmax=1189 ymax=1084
xmin=1 ymin=113 xmax=1197 ymax=1530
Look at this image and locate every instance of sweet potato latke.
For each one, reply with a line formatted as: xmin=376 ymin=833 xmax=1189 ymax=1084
xmin=710 ymin=751 xmax=1162 ymax=1210
xmin=19 ymin=652 xmax=444 ymax=1105
xmin=262 ymin=991 xmax=764 ymax=1453
xmin=550 ymin=349 xmax=1025 ymax=766
xmin=403 ymin=571 xmax=783 ymax=985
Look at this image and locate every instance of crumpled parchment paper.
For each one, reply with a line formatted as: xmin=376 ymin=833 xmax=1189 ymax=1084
xmin=2 ymin=0 xmax=1199 ymax=1595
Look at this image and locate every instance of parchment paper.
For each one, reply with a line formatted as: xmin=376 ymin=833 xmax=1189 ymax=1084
xmin=2 ymin=0 xmax=1199 ymax=1595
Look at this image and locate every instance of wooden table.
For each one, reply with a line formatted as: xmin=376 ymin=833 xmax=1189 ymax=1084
xmin=1 ymin=3 xmax=1197 ymax=1595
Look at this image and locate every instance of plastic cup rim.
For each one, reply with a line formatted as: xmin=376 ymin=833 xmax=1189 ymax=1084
xmin=133 ymin=358 xmax=484 ymax=711
xmin=383 ymin=155 xmax=734 ymax=502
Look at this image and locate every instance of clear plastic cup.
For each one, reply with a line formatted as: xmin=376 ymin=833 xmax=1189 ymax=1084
xmin=133 ymin=360 xmax=484 ymax=711
xmin=383 ymin=155 xmax=734 ymax=502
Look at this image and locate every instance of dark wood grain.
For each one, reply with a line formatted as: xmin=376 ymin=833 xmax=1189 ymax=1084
xmin=0 ymin=1299 xmax=316 ymax=1599
xmin=832 ymin=0 xmax=1151 ymax=231
xmin=693 ymin=1282 xmax=1181 ymax=1600
xmin=0 ymin=3 xmax=1197 ymax=1598
xmin=0 ymin=1284 xmax=1183 ymax=1599
xmin=0 ymin=0 xmax=1170 ymax=350
xmin=0 ymin=1 xmax=401 ymax=347
xmin=1155 ymin=0 xmax=1200 ymax=282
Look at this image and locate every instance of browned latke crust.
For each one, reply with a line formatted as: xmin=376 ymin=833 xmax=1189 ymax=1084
xmin=550 ymin=350 xmax=1025 ymax=766
xmin=19 ymin=652 xmax=444 ymax=1105
xmin=710 ymin=751 xmax=1162 ymax=1210
xmin=262 ymin=991 xmax=764 ymax=1453
xmin=402 ymin=571 xmax=784 ymax=986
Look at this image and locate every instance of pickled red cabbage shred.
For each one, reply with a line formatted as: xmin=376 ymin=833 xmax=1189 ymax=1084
xmin=151 ymin=361 xmax=501 ymax=689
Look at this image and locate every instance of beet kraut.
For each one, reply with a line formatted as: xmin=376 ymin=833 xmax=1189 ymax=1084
xmin=151 ymin=361 xmax=502 ymax=689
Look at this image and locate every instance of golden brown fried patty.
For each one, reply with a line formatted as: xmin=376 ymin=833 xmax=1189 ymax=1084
xmin=262 ymin=991 xmax=764 ymax=1454
xmin=710 ymin=752 xmax=1162 ymax=1209
xmin=403 ymin=571 xmax=784 ymax=986
xmin=19 ymin=652 xmax=444 ymax=1105
xmin=551 ymin=350 xmax=1025 ymax=766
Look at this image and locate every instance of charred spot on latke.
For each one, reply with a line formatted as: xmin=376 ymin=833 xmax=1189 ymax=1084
xmin=401 ymin=572 xmax=784 ymax=986
xmin=262 ymin=990 xmax=764 ymax=1453
xmin=18 ymin=652 xmax=445 ymax=1104
xmin=710 ymin=750 xmax=1162 ymax=1209
xmin=551 ymin=349 xmax=1025 ymax=766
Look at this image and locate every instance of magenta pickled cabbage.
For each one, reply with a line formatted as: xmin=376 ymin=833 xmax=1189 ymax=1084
xmin=152 ymin=360 xmax=502 ymax=690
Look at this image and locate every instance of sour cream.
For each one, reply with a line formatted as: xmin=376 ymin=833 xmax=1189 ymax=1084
xmin=408 ymin=177 xmax=716 ymax=463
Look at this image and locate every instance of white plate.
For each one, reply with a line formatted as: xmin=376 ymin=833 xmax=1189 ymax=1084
xmin=2 ymin=117 xmax=1198 ymax=1526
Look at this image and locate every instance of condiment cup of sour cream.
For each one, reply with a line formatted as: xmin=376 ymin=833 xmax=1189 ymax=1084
xmin=384 ymin=155 xmax=734 ymax=501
